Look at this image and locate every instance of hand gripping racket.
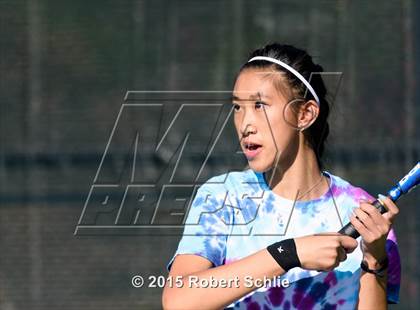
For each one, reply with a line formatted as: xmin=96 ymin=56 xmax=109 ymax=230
xmin=338 ymin=162 xmax=420 ymax=238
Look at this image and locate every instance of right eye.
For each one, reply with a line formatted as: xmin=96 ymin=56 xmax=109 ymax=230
xmin=233 ymin=103 xmax=241 ymax=111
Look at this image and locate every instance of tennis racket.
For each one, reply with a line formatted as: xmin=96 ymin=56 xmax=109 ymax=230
xmin=338 ymin=162 xmax=420 ymax=238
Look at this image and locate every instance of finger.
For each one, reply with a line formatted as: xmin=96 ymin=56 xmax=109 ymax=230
xmin=378 ymin=194 xmax=399 ymax=221
xmin=359 ymin=202 xmax=384 ymax=225
xmin=353 ymin=208 xmax=381 ymax=236
xmin=313 ymin=232 xmax=342 ymax=237
xmin=337 ymin=246 xmax=347 ymax=262
xmin=326 ymin=259 xmax=340 ymax=271
xmin=383 ymin=211 xmax=396 ymax=223
xmin=349 ymin=212 xmax=374 ymax=243
xmin=359 ymin=202 xmax=390 ymax=234
xmin=337 ymin=235 xmax=358 ymax=253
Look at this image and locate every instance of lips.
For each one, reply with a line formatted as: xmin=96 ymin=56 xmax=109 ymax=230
xmin=242 ymin=141 xmax=263 ymax=159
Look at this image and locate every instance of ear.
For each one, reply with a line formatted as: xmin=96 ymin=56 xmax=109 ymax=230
xmin=298 ymin=100 xmax=319 ymax=131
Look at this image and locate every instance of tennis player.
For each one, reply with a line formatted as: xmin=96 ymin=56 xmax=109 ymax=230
xmin=162 ymin=43 xmax=401 ymax=310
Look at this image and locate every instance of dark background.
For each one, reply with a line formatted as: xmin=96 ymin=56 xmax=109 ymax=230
xmin=1 ymin=0 xmax=419 ymax=309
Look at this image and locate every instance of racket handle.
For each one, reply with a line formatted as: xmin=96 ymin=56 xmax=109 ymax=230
xmin=338 ymin=199 xmax=388 ymax=238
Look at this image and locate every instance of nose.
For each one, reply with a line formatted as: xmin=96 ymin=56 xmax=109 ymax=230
xmin=240 ymin=109 xmax=257 ymax=138
xmin=241 ymin=124 xmax=257 ymax=137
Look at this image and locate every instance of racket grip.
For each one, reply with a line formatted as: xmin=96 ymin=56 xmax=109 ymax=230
xmin=338 ymin=199 xmax=388 ymax=238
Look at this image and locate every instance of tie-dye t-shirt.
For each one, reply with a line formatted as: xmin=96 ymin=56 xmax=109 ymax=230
xmin=166 ymin=169 xmax=401 ymax=309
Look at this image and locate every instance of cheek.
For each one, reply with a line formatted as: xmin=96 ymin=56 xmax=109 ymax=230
xmin=233 ymin=115 xmax=242 ymax=136
xmin=264 ymin=113 xmax=296 ymax=149
xmin=283 ymin=105 xmax=299 ymax=127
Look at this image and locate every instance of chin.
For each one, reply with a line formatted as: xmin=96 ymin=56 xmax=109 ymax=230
xmin=247 ymin=159 xmax=274 ymax=173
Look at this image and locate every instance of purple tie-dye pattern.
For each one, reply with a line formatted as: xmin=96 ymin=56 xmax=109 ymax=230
xmin=167 ymin=169 xmax=401 ymax=309
xmin=322 ymin=303 xmax=337 ymax=310
xmin=267 ymin=286 xmax=284 ymax=306
xmin=331 ymin=183 xmax=345 ymax=198
xmin=292 ymin=277 xmax=313 ymax=307
xmin=324 ymin=272 xmax=337 ymax=286
xmin=297 ymin=291 xmax=315 ymax=308
xmin=246 ymin=301 xmax=260 ymax=310
xmin=387 ymin=228 xmax=397 ymax=242
xmin=351 ymin=186 xmax=374 ymax=202
xmin=386 ymin=237 xmax=401 ymax=303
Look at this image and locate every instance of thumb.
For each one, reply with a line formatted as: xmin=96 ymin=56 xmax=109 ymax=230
xmin=337 ymin=235 xmax=358 ymax=253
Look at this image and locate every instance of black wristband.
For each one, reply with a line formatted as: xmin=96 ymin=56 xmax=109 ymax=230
xmin=360 ymin=257 xmax=389 ymax=278
xmin=267 ymin=238 xmax=301 ymax=272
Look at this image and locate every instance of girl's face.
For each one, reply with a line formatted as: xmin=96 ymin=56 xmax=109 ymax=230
xmin=232 ymin=68 xmax=300 ymax=173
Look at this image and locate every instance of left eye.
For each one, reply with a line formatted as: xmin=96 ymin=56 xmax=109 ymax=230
xmin=255 ymin=101 xmax=266 ymax=109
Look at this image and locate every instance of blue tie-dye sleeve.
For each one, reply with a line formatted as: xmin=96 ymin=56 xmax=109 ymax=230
xmin=166 ymin=182 xmax=233 ymax=272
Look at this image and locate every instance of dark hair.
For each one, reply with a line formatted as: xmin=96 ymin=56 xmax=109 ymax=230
xmin=239 ymin=43 xmax=330 ymax=170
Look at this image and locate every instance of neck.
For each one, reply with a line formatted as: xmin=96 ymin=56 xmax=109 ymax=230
xmin=264 ymin=138 xmax=329 ymax=201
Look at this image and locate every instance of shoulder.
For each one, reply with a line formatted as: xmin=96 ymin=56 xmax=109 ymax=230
xmin=327 ymin=171 xmax=375 ymax=203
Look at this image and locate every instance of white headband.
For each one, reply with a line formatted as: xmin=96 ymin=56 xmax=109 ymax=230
xmin=247 ymin=56 xmax=320 ymax=106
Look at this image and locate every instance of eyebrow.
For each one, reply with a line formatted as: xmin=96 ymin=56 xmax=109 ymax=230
xmin=231 ymin=92 xmax=271 ymax=101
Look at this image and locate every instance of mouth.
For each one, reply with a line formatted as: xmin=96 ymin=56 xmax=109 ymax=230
xmin=243 ymin=142 xmax=263 ymax=159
